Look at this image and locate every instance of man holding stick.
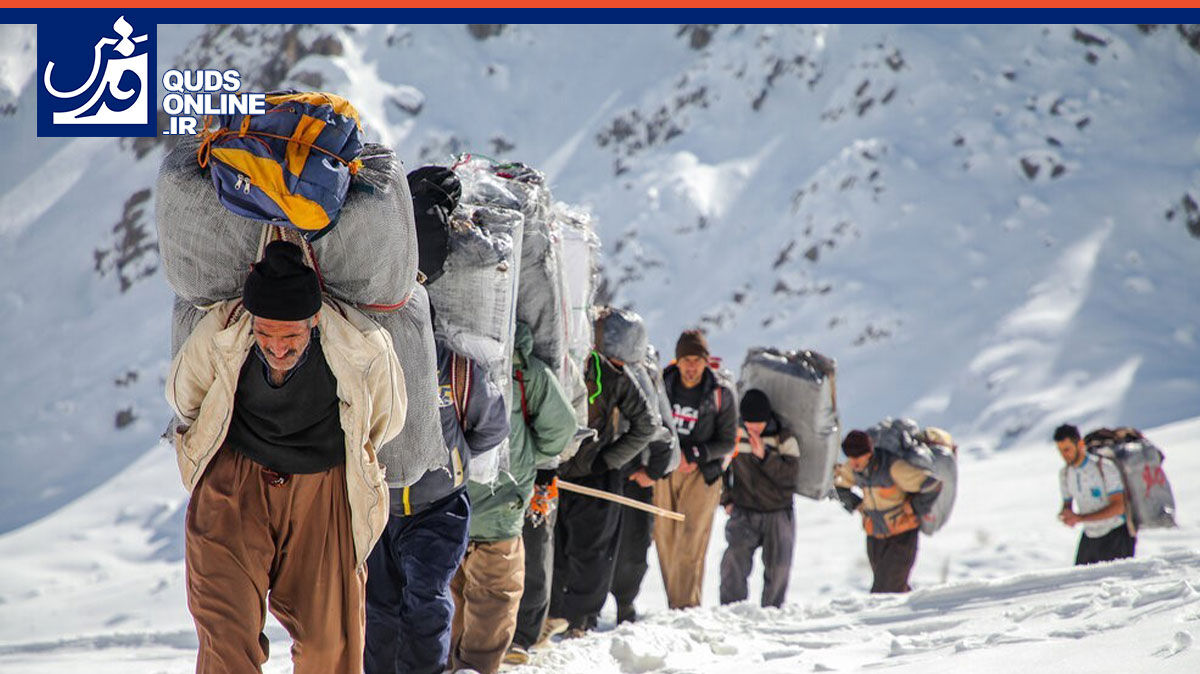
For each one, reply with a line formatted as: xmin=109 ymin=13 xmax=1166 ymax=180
xmin=549 ymin=308 xmax=657 ymax=638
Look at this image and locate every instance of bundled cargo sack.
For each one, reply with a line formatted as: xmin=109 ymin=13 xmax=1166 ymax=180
xmin=1084 ymin=427 xmax=1177 ymax=531
xmin=158 ymin=119 xmax=417 ymax=308
xmin=866 ymin=417 xmax=957 ymax=535
xmin=455 ymin=156 xmax=566 ymax=376
xmin=170 ymin=295 xmax=208 ymax=359
xmin=739 ymin=348 xmax=839 ymax=500
xmin=554 ymin=202 xmax=599 ymax=434
xmin=555 ymin=203 xmax=600 ymax=364
xmin=595 ymin=307 xmax=648 ymax=365
xmin=198 ymin=91 xmax=363 ymax=234
xmin=359 ymin=285 xmax=448 ymax=488
xmin=157 ymin=138 xmax=266 ymax=305
xmin=915 ymin=426 xmax=958 ymax=535
xmin=427 ymin=203 xmax=525 ymax=482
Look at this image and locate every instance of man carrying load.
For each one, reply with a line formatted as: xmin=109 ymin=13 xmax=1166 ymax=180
xmin=167 ymin=242 xmax=406 ymax=674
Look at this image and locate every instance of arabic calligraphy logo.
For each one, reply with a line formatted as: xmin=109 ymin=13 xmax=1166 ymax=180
xmin=43 ymin=16 xmax=148 ymax=125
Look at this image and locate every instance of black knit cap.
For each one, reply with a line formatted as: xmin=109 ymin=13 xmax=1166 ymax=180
xmin=842 ymin=430 xmax=874 ymax=458
xmin=739 ymin=389 xmax=772 ymax=423
xmin=242 ymin=241 xmax=322 ymax=321
xmin=675 ymin=329 xmax=710 ymax=360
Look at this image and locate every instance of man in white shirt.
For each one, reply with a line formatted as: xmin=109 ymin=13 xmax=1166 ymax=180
xmin=1054 ymin=424 xmax=1136 ymax=565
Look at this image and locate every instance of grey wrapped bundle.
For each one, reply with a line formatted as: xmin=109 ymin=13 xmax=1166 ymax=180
xmin=427 ymin=204 xmax=524 ymax=482
xmin=456 ymin=157 xmax=564 ymax=376
xmin=596 ymin=307 xmax=648 ymax=365
xmin=365 ymin=285 xmax=450 ymax=488
xmin=515 ymin=223 xmax=569 ymax=376
xmin=556 ymin=205 xmax=600 ymax=364
xmin=310 ymin=144 xmax=418 ymax=310
xmin=157 ymin=139 xmax=265 ymax=305
xmin=1089 ymin=440 xmax=1177 ymax=530
xmin=157 ymin=139 xmax=418 ymax=308
xmin=739 ymin=348 xmax=840 ymax=500
xmin=866 ymin=417 xmax=957 ymax=535
xmin=923 ymin=444 xmax=957 ymax=534
xmin=170 ymin=295 xmax=208 ymax=359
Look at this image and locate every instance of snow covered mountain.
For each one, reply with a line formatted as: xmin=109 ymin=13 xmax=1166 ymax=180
xmin=1 ymin=23 xmax=1199 ymax=671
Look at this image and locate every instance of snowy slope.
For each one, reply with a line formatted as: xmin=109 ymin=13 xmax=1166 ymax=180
xmin=2 ymin=23 xmax=1199 ymax=535
xmin=0 ymin=416 xmax=1196 ymax=672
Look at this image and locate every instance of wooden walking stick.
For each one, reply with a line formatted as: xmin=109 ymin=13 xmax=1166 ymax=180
xmin=557 ymin=480 xmax=686 ymax=521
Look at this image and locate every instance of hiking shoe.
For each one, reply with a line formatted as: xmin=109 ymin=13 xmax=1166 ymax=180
xmin=535 ymin=616 xmax=569 ymax=648
xmin=503 ymin=645 xmax=530 ymax=665
xmin=616 ymin=604 xmax=638 ymax=624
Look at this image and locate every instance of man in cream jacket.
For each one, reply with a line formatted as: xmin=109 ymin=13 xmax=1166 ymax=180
xmin=167 ymin=241 xmax=406 ymax=674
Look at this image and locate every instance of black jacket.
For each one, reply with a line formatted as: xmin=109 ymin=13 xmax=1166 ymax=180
xmin=559 ymin=353 xmax=656 ymax=480
xmin=721 ymin=419 xmax=799 ymax=512
xmin=663 ymin=365 xmax=738 ymax=484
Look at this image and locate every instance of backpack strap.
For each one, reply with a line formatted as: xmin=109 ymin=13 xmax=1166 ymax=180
xmin=514 ymin=368 xmax=532 ymax=426
xmin=450 ymin=352 xmax=471 ymax=428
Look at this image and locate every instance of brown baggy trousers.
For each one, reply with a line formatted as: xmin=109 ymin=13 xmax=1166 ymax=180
xmin=652 ymin=469 xmax=722 ymax=609
xmin=449 ymin=537 xmax=525 ymax=674
xmin=185 ymin=448 xmax=365 ymax=674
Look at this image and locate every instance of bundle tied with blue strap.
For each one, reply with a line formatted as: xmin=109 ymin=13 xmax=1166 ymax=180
xmin=197 ymin=91 xmax=365 ymax=237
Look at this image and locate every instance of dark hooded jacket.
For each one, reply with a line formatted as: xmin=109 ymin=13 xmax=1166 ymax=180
xmin=558 ymin=352 xmax=656 ymax=480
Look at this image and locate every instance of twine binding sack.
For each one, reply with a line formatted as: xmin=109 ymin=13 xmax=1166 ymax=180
xmin=866 ymin=417 xmax=957 ymax=535
xmin=1085 ymin=427 xmax=1177 ymax=532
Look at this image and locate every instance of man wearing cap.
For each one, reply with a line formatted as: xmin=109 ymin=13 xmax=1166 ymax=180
xmin=167 ymin=241 xmax=406 ymax=674
xmin=718 ymin=390 xmax=800 ymax=608
xmin=653 ymin=329 xmax=738 ymax=609
xmin=834 ymin=430 xmax=941 ymax=593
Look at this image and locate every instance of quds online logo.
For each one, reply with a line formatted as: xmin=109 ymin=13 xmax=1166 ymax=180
xmin=38 ymin=12 xmax=157 ymax=137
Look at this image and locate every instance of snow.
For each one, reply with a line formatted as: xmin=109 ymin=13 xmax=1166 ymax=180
xmin=1 ymin=419 xmax=1198 ymax=672
xmin=1 ymin=21 xmax=1200 ymax=673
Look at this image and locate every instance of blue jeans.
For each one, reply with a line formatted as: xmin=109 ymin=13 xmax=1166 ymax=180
xmin=365 ymin=489 xmax=470 ymax=674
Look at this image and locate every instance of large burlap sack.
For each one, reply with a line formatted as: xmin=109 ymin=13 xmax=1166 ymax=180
xmin=170 ymin=295 xmax=208 ymax=359
xmin=157 ymin=139 xmax=417 ymax=308
xmin=739 ymin=348 xmax=840 ymax=500
xmin=555 ymin=204 xmax=600 ymax=363
xmin=866 ymin=417 xmax=957 ymax=535
xmin=1085 ymin=428 xmax=1177 ymax=531
xmin=456 ymin=157 xmax=565 ymax=376
xmin=157 ymin=140 xmax=265 ymax=305
xmin=364 ymin=285 xmax=448 ymax=488
xmin=915 ymin=426 xmax=958 ymax=535
xmin=427 ymin=203 xmax=524 ymax=482
xmin=516 ymin=223 xmax=569 ymax=375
